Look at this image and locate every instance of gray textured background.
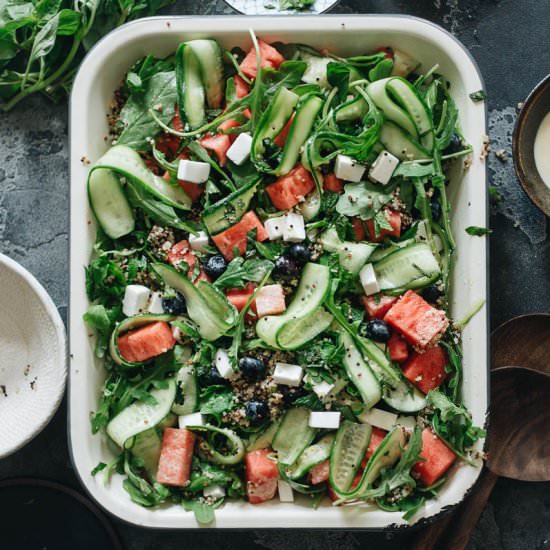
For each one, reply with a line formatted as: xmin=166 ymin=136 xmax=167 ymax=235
xmin=1 ymin=0 xmax=550 ymax=548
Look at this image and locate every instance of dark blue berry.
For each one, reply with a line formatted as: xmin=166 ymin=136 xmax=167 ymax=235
xmin=203 ymin=254 xmax=227 ymax=280
xmin=422 ymin=284 xmax=441 ymax=304
xmin=246 ymin=400 xmax=269 ymax=424
xmin=274 ymin=255 xmax=298 ymax=278
xmin=239 ymin=356 xmax=267 ymax=380
xmin=444 ymin=133 xmax=462 ymax=155
xmin=288 ymin=243 xmax=311 ymax=264
xmin=161 ymin=292 xmax=186 ymax=315
xmin=366 ymin=319 xmax=391 ymax=343
xmin=208 ymin=366 xmax=228 ymax=385
xmin=431 ymin=199 xmax=442 ymax=221
xmin=279 ymin=385 xmax=306 ymax=405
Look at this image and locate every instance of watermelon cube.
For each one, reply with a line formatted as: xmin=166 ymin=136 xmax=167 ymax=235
xmin=389 ymin=332 xmax=409 ymax=363
xmin=352 ymin=217 xmax=366 ymax=241
xmin=117 ymin=321 xmax=176 ymax=363
xmin=413 ymin=428 xmax=456 ymax=486
xmin=255 ymin=284 xmax=286 ymax=317
xmin=166 ymin=240 xmax=210 ymax=283
xmin=308 ymin=459 xmax=330 ymax=485
xmin=328 ymin=472 xmax=362 ymax=502
xmin=245 ymin=449 xmax=279 ymax=504
xmin=361 ymin=294 xmax=397 ymax=319
xmin=156 ymin=428 xmax=196 ymax=486
xmin=265 ymin=164 xmax=315 ymax=210
xmin=365 ymin=209 xmax=402 ymax=242
xmin=361 ymin=427 xmax=388 ymax=468
xmin=323 ymin=173 xmax=344 ymax=194
xmin=226 ymin=283 xmax=257 ymax=313
xmin=384 ymin=290 xmax=449 ymax=349
xmin=402 ymin=345 xmax=448 ymax=394
xmin=273 ymin=114 xmax=295 ymax=147
xmin=239 ymin=40 xmax=285 ymax=79
xmin=212 ymin=211 xmax=269 ymax=260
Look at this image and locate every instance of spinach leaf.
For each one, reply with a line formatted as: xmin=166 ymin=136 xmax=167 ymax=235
xmin=368 ymin=57 xmax=393 ymax=81
xmin=465 ymin=226 xmax=491 ymax=236
xmin=469 ymin=89 xmax=487 ymax=102
xmin=117 ymin=71 xmax=177 ymax=150
xmin=200 ymin=385 xmax=235 ymax=420
xmin=182 ymin=499 xmax=221 ymax=524
xmin=326 ymin=62 xmax=349 ymax=102
xmin=336 ymin=182 xmax=393 ymax=220
xmin=279 ymin=0 xmax=315 ymax=9
xmin=213 ymin=256 xmax=274 ymax=289
xmin=254 ymin=240 xmax=285 ymax=261
xmin=83 ymin=303 xmax=120 ymax=358
xmin=85 ymin=255 xmax=126 ymax=304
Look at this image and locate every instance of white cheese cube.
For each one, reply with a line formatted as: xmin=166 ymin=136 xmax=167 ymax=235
xmin=226 ymin=132 xmax=253 ymax=165
xmin=359 ymin=408 xmax=398 ymax=432
xmin=308 ymin=411 xmax=341 ymax=429
xmin=397 ymin=415 xmax=417 ymax=432
xmin=122 ymin=285 xmax=151 ymax=317
xmin=214 ymin=349 xmax=236 ymax=380
xmin=147 ymin=291 xmax=164 ymax=314
xmin=264 ymin=216 xmax=286 ymax=241
xmin=189 ymin=230 xmax=209 ymax=252
xmin=273 ymin=362 xmax=304 ymax=386
xmin=369 ymin=150 xmax=400 ymax=185
xmin=415 ymin=220 xmax=429 ymax=242
xmin=203 ymin=484 xmax=226 ymax=499
xmin=283 ymin=212 xmax=305 ymax=243
xmin=311 ymin=380 xmax=335 ymax=399
xmin=334 ymin=154 xmax=366 ymax=182
xmin=177 ymin=159 xmax=210 ymax=184
xmin=178 ymin=412 xmax=204 ymax=428
xmin=277 ymin=480 xmax=294 ymax=503
xmin=359 ymin=263 xmax=379 ymax=296
xmin=301 ymin=56 xmax=332 ymax=88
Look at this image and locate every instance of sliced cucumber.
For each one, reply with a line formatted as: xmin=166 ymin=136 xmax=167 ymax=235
xmin=191 ymin=425 xmax=245 ymax=465
xmin=154 ymin=264 xmax=237 ymax=341
xmin=379 ymin=122 xmax=431 ymax=161
xmin=383 ymin=379 xmax=427 ymax=413
xmin=109 ymin=314 xmax=176 ymax=367
xmin=369 ymin=236 xmax=416 ymax=263
xmin=286 ymin=433 xmax=335 ymax=480
xmin=272 ymin=407 xmax=317 ymax=465
xmin=367 ymin=78 xmax=418 ymax=138
xmin=171 ymin=365 xmax=198 ymax=415
xmin=246 ymin=419 xmax=281 ymax=452
xmin=276 ymin=307 xmax=333 ymax=350
xmin=176 ymin=42 xmax=206 ymax=129
xmin=300 ymin=189 xmax=321 ymax=222
xmin=329 ymin=420 xmax=372 ymax=494
xmin=319 ymin=227 xmax=376 ymax=275
xmin=339 ymin=330 xmax=381 ymax=409
xmin=202 ymin=178 xmax=260 ymax=235
xmin=188 ymin=39 xmax=224 ymax=109
xmin=256 ymin=262 xmax=331 ymax=349
xmin=374 ymin=242 xmax=440 ymax=292
xmin=128 ymin=428 xmax=162 ymax=479
xmin=335 ymin=96 xmax=368 ymax=123
xmin=91 ymin=145 xmax=191 ymax=210
xmin=386 ymin=77 xmax=434 ymax=151
xmin=88 ymin=168 xmax=134 ymax=239
xmin=391 ymin=49 xmax=421 ymax=78
xmin=106 ymin=378 xmax=176 ymax=447
xmin=276 ymin=93 xmax=323 ymax=176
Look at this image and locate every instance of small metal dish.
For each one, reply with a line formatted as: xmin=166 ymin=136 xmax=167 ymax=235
xmin=223 ymin=0 xmax=340 ymax=16
xmin=513 ymin=74 xmax=550 ymax=216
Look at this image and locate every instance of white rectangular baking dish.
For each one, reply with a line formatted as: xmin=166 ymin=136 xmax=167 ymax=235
xmin=69 ymin=15 xmax=488 ymax=529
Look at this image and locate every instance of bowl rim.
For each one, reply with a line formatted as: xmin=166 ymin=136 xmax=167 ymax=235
xmin=0 ymin=253 xmax=67 ymax=459
xmin=221 ymin=0 xmax=341 ymax=16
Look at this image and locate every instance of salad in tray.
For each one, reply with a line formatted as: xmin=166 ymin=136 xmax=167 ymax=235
xmin=84 ymin=33 xmax=485 ymax=523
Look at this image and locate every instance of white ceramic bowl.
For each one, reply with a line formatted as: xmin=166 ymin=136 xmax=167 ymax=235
xmin=0 ymin=254 xmax=66 ymax=459
xmin=69 ymin=15 xmax=488 ymax=529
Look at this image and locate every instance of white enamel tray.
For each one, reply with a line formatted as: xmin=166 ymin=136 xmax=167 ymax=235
xmin=69 ymin=15 xmax=488 ymax=529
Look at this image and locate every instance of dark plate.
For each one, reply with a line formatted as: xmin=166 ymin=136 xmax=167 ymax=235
xmin=0 ymin=479 xmax=123 ymax=550
xmin=513 ymin=74 xmax=550 ymax=216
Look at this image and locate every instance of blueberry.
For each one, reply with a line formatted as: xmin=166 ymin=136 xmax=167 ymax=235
xmin=365 ymin=319 xmax=391 ymax=343
xmin=161 ymin=292 xmax=186 ymax=315
xmin=203 ymin=254 xmax=227 ymax=280
xmin=431 ymin=199 xmax=442 ymax=221
xmin=208 ymin=366 xmax=227 ymax=385
xmin=274 ymin=255 xmax=299 ymax=278
xmin=444 ymin=133 xmax=462 ymax=155
xmin=279 ymin=385 xmax=306 ymax=405
xmin=239 ymin=356 xmax=267 ymax=381
xmin=422 ymin=284 xmax=441 ymax=304
xmin=246 ymin=400 xmax=269 ymax=424
xmin=288 ymin=243 xmax=311 ymax=264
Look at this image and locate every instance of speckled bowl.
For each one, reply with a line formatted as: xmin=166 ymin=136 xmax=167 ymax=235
xmin=513 ymin=74 xmax=550 ymax=216
xmin=223 ymin=0 xmax=339 ymax=16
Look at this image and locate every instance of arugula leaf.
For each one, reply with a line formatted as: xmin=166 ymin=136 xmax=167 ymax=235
xmin=279 ymin=0 xmax=315 ymax=9
xmin=83 ymin=304 xmax=120 ymax=358
xmin=85 ymin=255 xmax=126 ymax=304
xmin=213 ymin=256 xmax=274 ymax=289
xmin=469 ymin=90 xmax=487 ymax=102
xmin=465 ymin=226 xmax=491 ymax=236
xmin=326 ymin=62 xmax=350 ymax=102
xmin=117 ymin=71 xmax=177 ymax=150
xmin=187 ymin=458 xmax=244 ymax=496
xmin=199 ymin=385 xmax=235 ymax=420
xmin=182 ymin=498 xmax=221 ymax=524
xmin=254 ymin=240 xmax=285 ymax=261
xmin=336 ymin=182 xmax=393 ymax=221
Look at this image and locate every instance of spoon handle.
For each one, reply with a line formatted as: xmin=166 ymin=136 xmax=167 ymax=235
xmin=411 ymin=469 xmax=499 ymax=550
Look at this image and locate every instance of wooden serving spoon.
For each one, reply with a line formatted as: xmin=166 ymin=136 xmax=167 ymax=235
xmin=412 ymin=314 xmax=550 ymax=550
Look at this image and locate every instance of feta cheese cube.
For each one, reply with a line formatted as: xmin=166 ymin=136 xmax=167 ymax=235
xmin=177 ymin=159 xmax=210 ymax=184
xmin=283 ymin=212 xmax=305 ymax=242
xmin=308 ymin=411 xmax=341 ymax=429
xmin=255 ymin=284 xmax=286 ymax=318
xmin=277 ymin=480 xmax=294 ymax=503
xmin=415 ymin=220 xmax=429 ymax=242
xmin=359 ymin=408 xmax=398 ymax=432
xmin=368 ymin=150 xmax=400 ymax=185
xmin=397 ymin=415 xmax=417 ymax=432
xmin=147 ymin=291 xmax=164 ymax=314
xmin=203 ymin=484 xmax=226 ymax=499
xmin=214 ymin=349 xmax=236 ymax=380
xmin=122 ymin=285 xmax=151 ymax=317
xmin=264 ymin=216 xmax=286 ymax=241
xmin=273 ymin=362 xmax=304 ymax=386
xmin=178 ymin=412 xmax=205 ymax=428
xmin=309 ymin=378 xmax=335 ymax=399
xmin=189 ymin=230 xmax=209 ymax=252
xmin=359 ymin=263 xmax=379 ymax=296
xmin=226 ymin=132 xmax=253 ymax=165
xmin=334 ymin=154 xmax=366 ymax=182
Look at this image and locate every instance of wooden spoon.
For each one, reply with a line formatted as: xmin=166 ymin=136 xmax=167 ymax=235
xmin=413 ymin=313 xmax=550 ymax=550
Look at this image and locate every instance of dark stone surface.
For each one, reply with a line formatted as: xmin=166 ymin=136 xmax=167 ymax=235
xmin=1 ymin=0 xmax=550 ymax=548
